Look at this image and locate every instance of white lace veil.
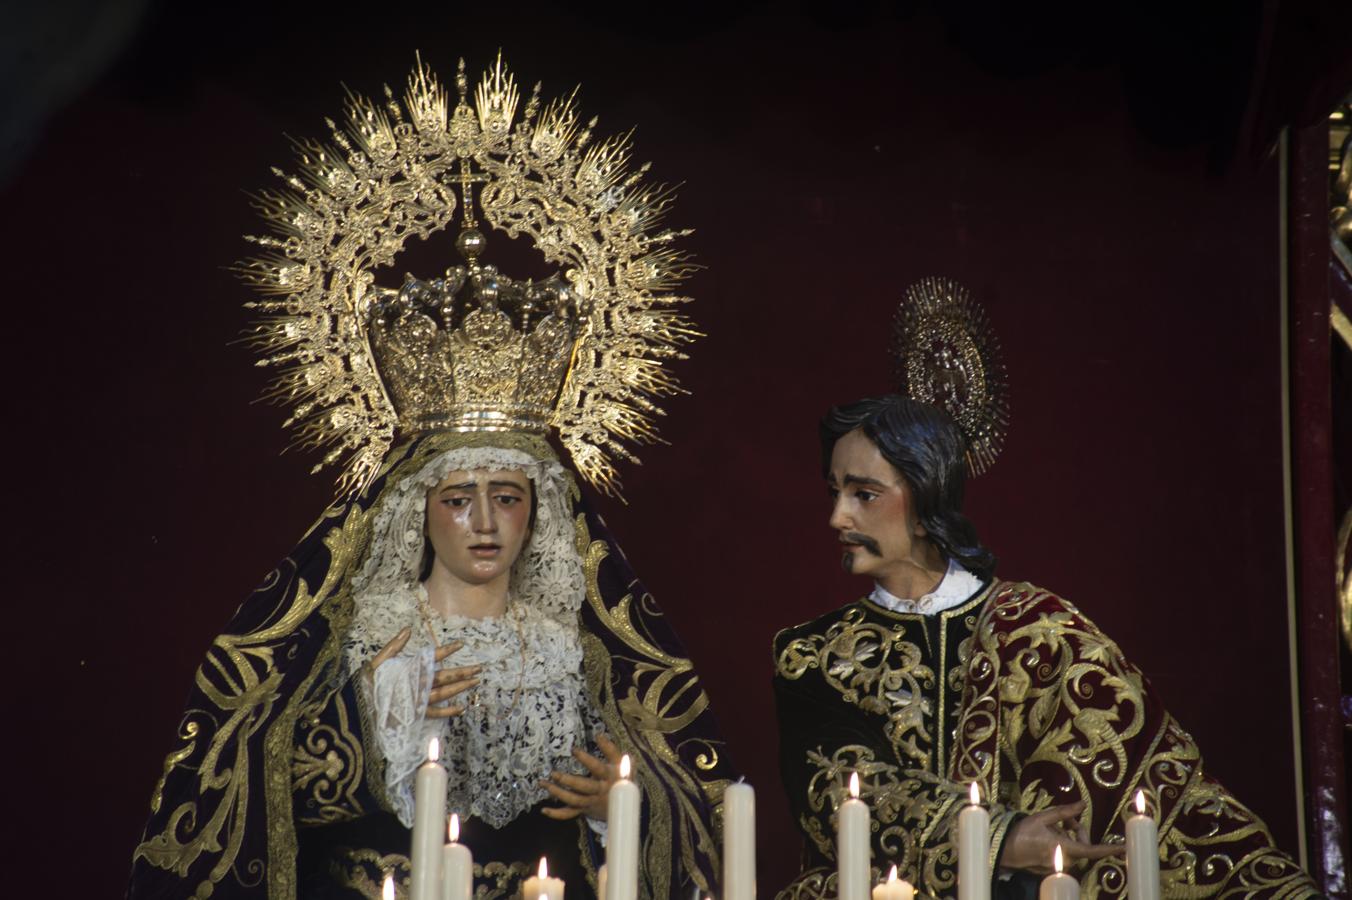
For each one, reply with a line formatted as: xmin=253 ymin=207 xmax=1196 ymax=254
xmin=342 ymin=444 xmax=586 ymax=676
xmin=338 ymin=443 xmax=595 ymax=828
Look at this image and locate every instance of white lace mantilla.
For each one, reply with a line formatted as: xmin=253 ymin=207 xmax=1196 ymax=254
xmin=342 ymin=446 xmax=601 ymax=829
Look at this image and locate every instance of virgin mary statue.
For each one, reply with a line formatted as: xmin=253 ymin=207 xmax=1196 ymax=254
xmin=128 ymin=55 xmax=734 ymax=900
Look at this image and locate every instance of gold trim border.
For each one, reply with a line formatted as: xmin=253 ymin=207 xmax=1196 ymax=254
xmin=1277 ymin=127 xmax=1310 ymax=869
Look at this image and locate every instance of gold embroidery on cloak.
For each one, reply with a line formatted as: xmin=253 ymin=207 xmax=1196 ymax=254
xmin=133 ymin=432 xmax=547 ymax=899
xmin=331 ymin=848 xmax=532 ymax=900
xmin=292 ymin=686 xmax=366 ymax=825
xmin=962 ymin=583 xmax=1320 ymax=899
xmin=777 ymin=606 xmax=936 ymax=768
xmin=578 ymin=513 xmax=727 ymax=899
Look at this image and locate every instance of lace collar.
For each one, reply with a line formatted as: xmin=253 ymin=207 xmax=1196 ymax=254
xmin=365 ymin=583 xmax=602 ymax=829
xmin=869 ymin=558 xmax=983 ymax=615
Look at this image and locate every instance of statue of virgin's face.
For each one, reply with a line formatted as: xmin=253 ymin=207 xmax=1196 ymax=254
xmin=424 ymin=469 xmax=533 ymax=587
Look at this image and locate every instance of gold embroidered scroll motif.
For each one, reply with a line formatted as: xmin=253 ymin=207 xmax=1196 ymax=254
xmin=775 ymin=582 xmax=1320 ymax=899
xmin=954 ymin=583 xmax=1321 ymax=898
xmin=132 ymin=500 xmax=371 ymax=899
xmin=773 ymin=592 xmax=997 ymax=899
xmin=132 ymin=432 xmax=546 ymax=899
xmin=331 ymin=849 xmax=532 ymax=900
xmin=292 ymin=685 xmax=367 ymax=826
xmin=579 ymin=517 xmax=730 ymax=900
xmin=778 ymin=607 xmax=937 ymax=768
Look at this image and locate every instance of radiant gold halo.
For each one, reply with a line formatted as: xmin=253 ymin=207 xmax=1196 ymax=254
xmin=238 ymin=53 xmax=699 ymax=497
xmin=891 ymin=277 xmax=1009 ymax=476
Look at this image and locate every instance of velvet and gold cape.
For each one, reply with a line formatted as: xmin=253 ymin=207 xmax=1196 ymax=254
xmin=773 ymin=580 xmax=1320 ymax=899
xmin=128 ymin=432 xmax=735 ymax=899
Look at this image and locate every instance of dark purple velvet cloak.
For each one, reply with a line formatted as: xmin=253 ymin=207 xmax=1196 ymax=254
xmin=129 ymin=431 xmax=736 ymax=900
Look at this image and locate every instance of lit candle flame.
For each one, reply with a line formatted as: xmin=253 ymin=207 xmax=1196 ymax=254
xmin=619 ymin=754 xmax=631 ymax=779
xmin=1135 ymin=789 xmax=1146 ymax=816
xmin=887 ymin=864 xmax=899 ymax=884
xmin=969 ymin=781 xmax=980 ymax=806
xmin=449 ymin=813 xmax=460 ymax=843
xmin=849 ymin=772 xmax=860 ymax=798
xmin=382 ymin=872 xmax=395 ymax=900
xmin=538 ymin=856 xmax=549 ymax=879
xmin=428 ymin=736 xmax=441 ymax=763
xmin=1054 ymin=844 xmax=1064 ymax=874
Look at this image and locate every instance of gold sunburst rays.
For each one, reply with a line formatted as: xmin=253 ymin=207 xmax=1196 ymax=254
xmin=240 ymin=53 xmax=699 ymax=497
xmin=474 ymin=51 xmax=519 ymax=141
xmin=532 ymin=88 xmax=581 ymax=161
xmin=405 ymin=55 xmax=448 ymax=134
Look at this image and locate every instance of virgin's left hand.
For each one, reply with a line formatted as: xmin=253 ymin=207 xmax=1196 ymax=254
xmin=540 ymin=733 xmax=623 ymax=821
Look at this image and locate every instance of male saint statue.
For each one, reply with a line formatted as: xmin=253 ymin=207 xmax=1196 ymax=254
xmin=772 ymin=395 xmax=1322 ymax=899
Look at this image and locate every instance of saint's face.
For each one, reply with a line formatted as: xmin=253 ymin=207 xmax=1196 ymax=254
xmin=424 ymin=468 xmax=532 ymax=587
xmin=826 ymin=428 xmax=927 ymax=581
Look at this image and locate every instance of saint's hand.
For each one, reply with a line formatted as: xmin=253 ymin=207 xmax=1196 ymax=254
xmin=540 ymin=733 xmax=624 ymax=821
xmin=999 ymin=800 xmax=1123 ymax=875
xmin=366 ymin=627 xmax=481 ymax=719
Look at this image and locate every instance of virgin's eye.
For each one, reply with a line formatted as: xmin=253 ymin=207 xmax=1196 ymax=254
xmin=856 ymin=490 xmax=878 ymax=502
xmin=495 ymin=494 xmax=522 ymax=506
xmin=442 ymin=497 xmax=470 ymax=508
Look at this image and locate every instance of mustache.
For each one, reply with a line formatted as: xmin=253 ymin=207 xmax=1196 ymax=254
xmin=840 ymin=532 xmax=882 ymax=556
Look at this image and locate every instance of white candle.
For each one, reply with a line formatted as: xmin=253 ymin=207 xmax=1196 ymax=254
xmin=958 ymin=782 xmax=991 ymax=900
xmin=723 ymin=780 xmax=756 ymax=900
xmin=605 ymin=755 xmax=641 ymax=900
xmin=522 ymin=856 xmax=566 ymax=900
xmin=837 ymin=772 xmax=870 ymax=900
xmin=1125 ymin=790 xmax=1160 ymax=900
xmin=411 ymin=738 xmax=448 ymax=900
xmin=383 ymin=872 xmax=396 ymax=900
xmin=871 ymin=864 xmax=914 ymax=900
xmin=596 ymin=864 xmax=607 ymax=900
xmin=441 ymin=814 xmax=472 ymax=900
xmin=1038 ymin=846 xmax=1079 ymax=900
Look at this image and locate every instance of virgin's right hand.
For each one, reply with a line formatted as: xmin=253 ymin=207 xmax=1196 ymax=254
xmin=367 ymin=627 xmax=482 ymax=719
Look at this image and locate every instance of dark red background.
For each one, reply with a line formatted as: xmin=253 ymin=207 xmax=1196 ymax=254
xmin=5 ymin=4 xmax=1345 ymax=896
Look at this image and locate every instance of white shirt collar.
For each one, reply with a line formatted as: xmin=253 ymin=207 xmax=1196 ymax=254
xmin=868 ymin=558 xmax=983 ymax=616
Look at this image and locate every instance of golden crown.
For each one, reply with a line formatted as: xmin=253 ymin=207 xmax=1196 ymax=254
xmin=368 ymin=227 xmax=585 ymax=436
xmin=239 ymin=54 xmax=698 ymax=496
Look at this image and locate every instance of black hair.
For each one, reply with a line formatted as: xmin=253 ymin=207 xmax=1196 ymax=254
xmin=820 ymin=394 xmax=996 ymax=580
xmin=418 ymin=478 xmax=539 ymax=582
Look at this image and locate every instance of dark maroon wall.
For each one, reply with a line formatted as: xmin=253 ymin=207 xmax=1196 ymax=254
xmin=3 ymin=5 xmax=1322 ymax=895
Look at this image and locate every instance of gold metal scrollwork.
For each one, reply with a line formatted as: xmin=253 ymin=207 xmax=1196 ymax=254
xmin=243 ymin=56 xmax=700 ymax=498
